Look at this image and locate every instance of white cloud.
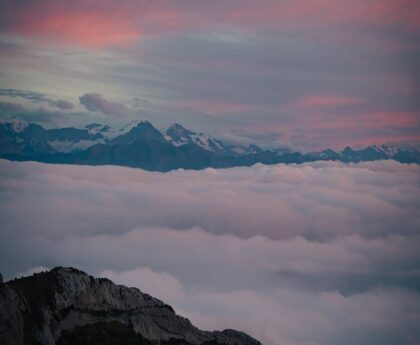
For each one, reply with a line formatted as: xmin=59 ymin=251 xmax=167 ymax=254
xmin=100 ymin=267 xmax=185 ymax=304
xmin=0 ymin=159 xmax=419 ymax=345
xmin=0 ymin=159 xmax=418 ymax=241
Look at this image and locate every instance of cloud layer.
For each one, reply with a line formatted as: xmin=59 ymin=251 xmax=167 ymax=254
xmin=1 ymin=0 xmax=419 ymax=47
xmin=0 ymin=159 xmax=419 ymax=344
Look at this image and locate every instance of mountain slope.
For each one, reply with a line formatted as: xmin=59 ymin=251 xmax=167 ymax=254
xmin=71 ymin=139 xmax=221 ymax=171
xmin=110 ymin=121 xmax=166 ymax=146
xmin=1 ymin=116 xmax=419 ymax=171
xmin=165 ymin=123 xmax=263 ymax=156
xmin=165 ymin=123 xmax=226 ymax=154
xmin=0 ymin=267 xmax=261 ymax=345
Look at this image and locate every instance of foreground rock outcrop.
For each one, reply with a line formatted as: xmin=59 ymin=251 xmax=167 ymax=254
xmin=0 ymin=267 xmax=261 ymax=345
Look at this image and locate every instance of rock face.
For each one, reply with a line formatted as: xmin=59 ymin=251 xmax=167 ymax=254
xmin=0 ymin=267 xmax=261 ymax=345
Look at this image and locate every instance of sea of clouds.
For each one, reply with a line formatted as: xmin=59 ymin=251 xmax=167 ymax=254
xmin=1 ymin=159 xmax=419 ymax=345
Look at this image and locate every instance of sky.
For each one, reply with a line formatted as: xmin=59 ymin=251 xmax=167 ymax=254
xmin=1 ymin=159 xmax=419 ymax=345
xmin=0 ymin=0 xmax=419 ymax=150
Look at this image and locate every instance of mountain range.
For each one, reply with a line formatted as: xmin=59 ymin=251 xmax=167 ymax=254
xmin=1 ymin=116 xmax=419 ymax=171
xmin=0 ymin=267 xmax=261 ymax=345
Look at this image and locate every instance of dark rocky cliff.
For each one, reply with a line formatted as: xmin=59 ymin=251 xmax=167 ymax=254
xmin=0 ymin=267 xmax=261 ymax=345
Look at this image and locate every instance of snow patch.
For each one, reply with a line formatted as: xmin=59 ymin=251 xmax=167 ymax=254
xmin=49 ymin=138 xmax=105 ymax=153
xmin=0 ymin=116 xmax=28 ymax=133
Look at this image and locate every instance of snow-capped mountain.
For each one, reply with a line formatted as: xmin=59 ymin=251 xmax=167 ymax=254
xmin=0 ymin=116 xmax=267 ymax=156
xmin=1 ymin=116 xmax=419 ymax=172
xmin=305 ymin=144 xmax=414 ymax=162
xmin=165 ymin=123 xmax=265 ymax=156
xmin=0 ymin=116 xmax=28 ymax=133
xmin=165 ymin=123 xmax=227 ymax=152
xmin=110 ymin=121 xmax=166 ymax=145
xmin=371 ymin=144 xmax=400 ymax=156
xmin=85 ymin=123 xmax=115 ymax=138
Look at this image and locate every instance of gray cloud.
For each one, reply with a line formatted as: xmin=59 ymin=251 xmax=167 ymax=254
xmin=0 ymin=102 xmax=25 ymax=114
xmin=79 ymin=93 xmax=127 ymax=117
xmin=0 ymin=159 xmax=419 ymax=345
xmin=18 ymin=106 xmax=73 ymax=125
xmin=53 ymin=99 xmax=74 ymax=110
xmin=0 ymin=88 xmax=74 ymax=110
xmin=0 ymin=103 xmax=74 ymax=125
xmin=0 ymin=88 xmax=51 ymax=103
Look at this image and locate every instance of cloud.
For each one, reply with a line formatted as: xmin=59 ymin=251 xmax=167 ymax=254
xmin=0 ymin=102 xmax=26 ymax=114
xmin=98 ymin=30 xmax=418 ymax=150
xmin=53 ymin=99 xmax=74 ymax=110
xmin=79 ymin=93 xmax=127 ymax=117
xmin=0 ymin=159 xmax=418 ymax=240
xmin=292 ymin=95 xmax=364 ymax=108
xmin=19 ymin=106 xmax=71 ymax=125
xmin=0 ymin=88 xmax=50 ymax=103
xmin=0 ymin=88 xmax=74 ymax=110
xmin=0 ymin=0 xmax=175 ymax=47
xmin=0 ymin=159 xmax=419 ymax=344
xmin=2 ymin=227 xmax=419 ymax=345
xmin=100 ymin=266 xmax=420 ymax=345
xmin=0 ymin=0 xmax=419 ymax=48
xmin=101 ymin=267 xmax=185 ymax=303
xmin=0 ymin=103 xmax=73 ymax=125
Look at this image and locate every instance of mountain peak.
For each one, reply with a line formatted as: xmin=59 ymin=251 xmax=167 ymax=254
xmin=342 ymin=146 xmax=353 ymax=153
xmin=84 ymin=123 xmax=115 ymax=137
xmin=166 ymin=122 xmax=196 ymax=139
xmin=119 ymin=120 xmax=154 ymax=134
xmin=110 ymin=120 xmax=165 ymax=145
xmin=0 ymin=116 xmax=28 ymax=133
xmin=168 ymin=122 xmax=188 ymax=130
xmin=168 ymin=122 xmax=183 ymax=129
xmin=131 ymin=120 xmax=160 ymax=132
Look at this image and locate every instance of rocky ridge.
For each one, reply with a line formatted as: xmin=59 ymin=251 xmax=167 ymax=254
xmin=0 ymin=267 xmax=261 ymax=345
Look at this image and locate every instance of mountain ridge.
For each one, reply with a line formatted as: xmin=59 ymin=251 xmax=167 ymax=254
xmin=1 ymin=116 xmax=419 ymax=171
xmin=0 ymin=267 xmax=261 ymax=345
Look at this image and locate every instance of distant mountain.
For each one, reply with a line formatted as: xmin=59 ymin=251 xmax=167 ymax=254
xmin=0 ymin=267 xmax=261 ymax=345
xmin=166 ymin=122 xmax=220 ymax=150
xmin=165 ymin=123 xmax=263 ymax=156
xmin=0 ymin=116 xmax=419 ymax=171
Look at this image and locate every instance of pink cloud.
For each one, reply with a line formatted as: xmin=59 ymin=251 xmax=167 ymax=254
xmin=1 ymin=0 xmax=419 ymax=48
xmin=241 ymin=110 xmax=420 ymax=150
xmin=259 ymin=0 xmax=420 ymax=29
xmin=312 ymin=111 xmax=419 ymax=130
xmin=177 ymin=99 xmax=264 ymax=116
xmin=0 ymin=1 xmax=184 ymax=47
xmin=292 ymin=95 xmax=364 ymax=108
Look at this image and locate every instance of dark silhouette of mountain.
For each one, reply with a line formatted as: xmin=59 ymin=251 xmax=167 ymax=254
xmin=1 ymin=116 xmax=419 ymax=171
xmin=0 ymin=267 xmax=261 ymax=345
